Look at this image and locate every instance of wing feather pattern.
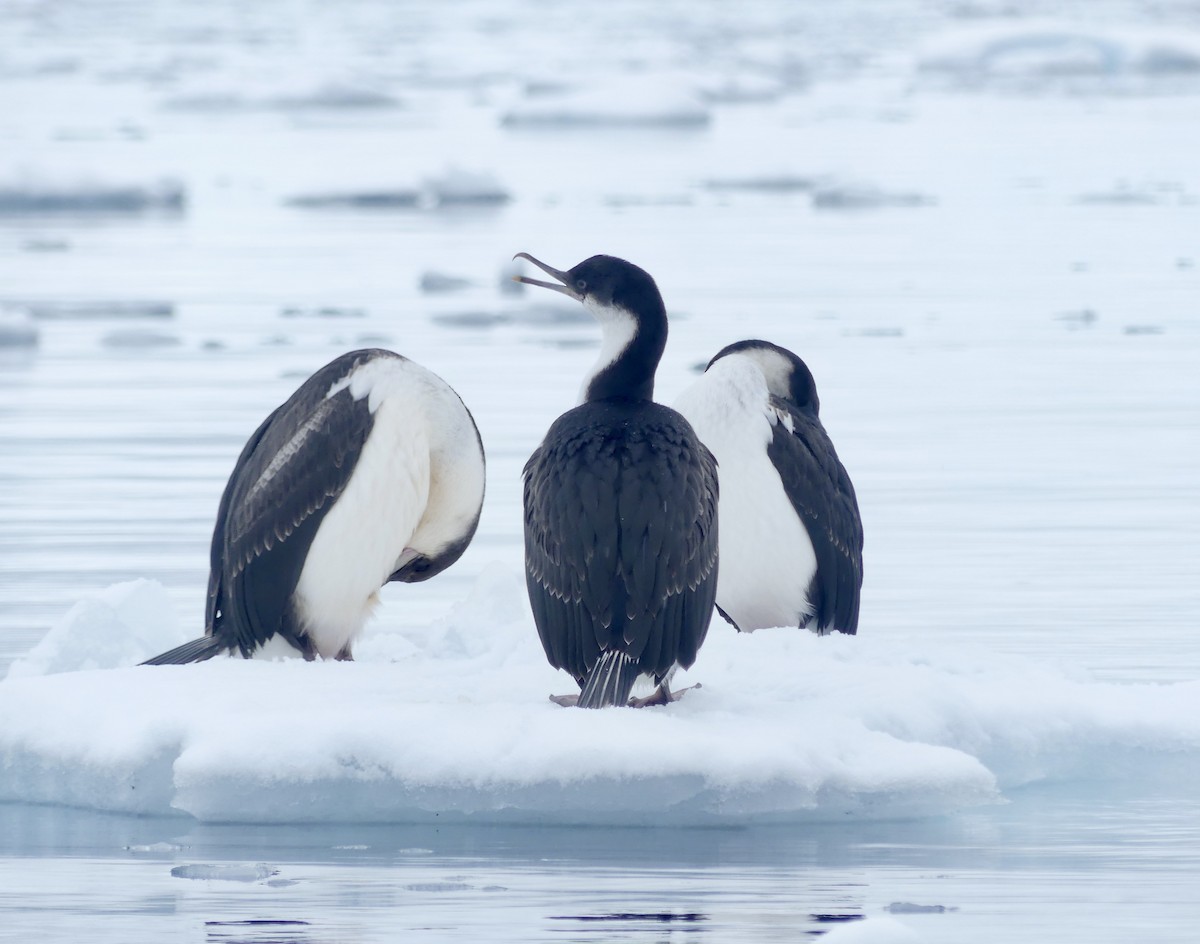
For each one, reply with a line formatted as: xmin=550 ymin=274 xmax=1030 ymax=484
xmin=205 ymin=350 xmax=386 ymax=657
xmin=766 ymin=396 xmax=864 ymax=634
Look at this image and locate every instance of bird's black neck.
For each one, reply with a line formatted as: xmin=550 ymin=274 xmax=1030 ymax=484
xmin=582 ymin=304 xmax=667 ymax=404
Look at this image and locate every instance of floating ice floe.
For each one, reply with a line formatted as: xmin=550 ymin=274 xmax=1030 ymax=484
xmin=20 ymin=237 xmax=70 ymax=253
xmin=101 ymin=329 xmax=183 ymax=350
xmin=695 ymin=73 xmax=790 ymax=104
xmin=811 ymin=182 xmax=934 ymax=210
xmin=0 ymin=306 xmax=39 ymax=349
xmin=162 ymin=82 xmax=400 ymax=112
xmin=287 ymin=189 xmax=421 ymax=209
xmin=501 ymin=79 xmax=711 ymax=129
xmin=287 ymin=168 xmax=509 ymax=211
xmin=602 ymin=193 xmax=692 ymax=208
xmin=1073 ymin=180 xmax=1195 ymax=206
xmin=432 ymin=302 xmax=590 ymax=331
xmin=1 ymin=572 xmax=1197 ymax=826
xmin=170 ymin=864 xmax=277 ymax=882
xmin=280 ymin=305 xmax=366 ymax=319
xmin=419 ymin=271 xmax=475 ymax=294
xmin=125 ymin=841 xmax=186 ymax=853
xmin=1055 ymin=309 xmax=1099 ymax=328
xmin=422 ymin=167 xmax=511 ymax=206
xmin=0 ymin=179 xmax=185 ymax=215
xmin=15 ymin=299 xmax=174 ymax=320
xmin=884 ymin=903 xmax=956 ymax=915
xmin=701 ymin=175 xmax=818 ymax=193
xmin=0 ymin=55 xmax=82 ymax=79
xmin=916 ymin=21 xmax=1200 ymax=92
xmin=1123 ymin=324 xmax=1165 ymax=336
xmin=698 ymin=175 xmax=931 ymax=209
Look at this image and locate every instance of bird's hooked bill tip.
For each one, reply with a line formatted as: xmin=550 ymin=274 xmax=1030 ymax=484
xmin=510 ymin=251 xmax=538 ymax=283
xmin=510 ymin=252 xmax=581 ymax=298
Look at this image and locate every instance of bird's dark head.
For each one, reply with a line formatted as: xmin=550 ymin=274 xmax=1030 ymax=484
xmin=513 ymin=253 xmax=668 ymax=403
xmin=513 ymin=253 xmax=665 ymax=322
xmin=709 ymin=339 xmax=820 ymax=415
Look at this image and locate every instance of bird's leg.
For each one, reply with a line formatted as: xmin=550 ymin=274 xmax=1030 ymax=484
xmin=549 ymin=692 xmax=580 ymax=707
xmin=291 ymin=635 xmax=317 ymax=661
xmin=334 ymin=645 xmax=354 ymax=661
xmin=628 ymin=681 xmax=702 ymax=708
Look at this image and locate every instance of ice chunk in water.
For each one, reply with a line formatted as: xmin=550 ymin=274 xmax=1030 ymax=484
xmin=0 ymin=179 xmax=185 ymax=214
xmin=0 ymin=307 xmax=39 ymax=348
xmin=502 ymin=79 xmax=710 ymax=129
xmin=170 ymin=864 xmax=277 ymax=882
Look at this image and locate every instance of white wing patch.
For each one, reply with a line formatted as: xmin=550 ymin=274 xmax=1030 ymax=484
xmin=247 ymin=399 xmax=337 ymax=503
xmin=325 ymin=355 xmax=407 ymax=414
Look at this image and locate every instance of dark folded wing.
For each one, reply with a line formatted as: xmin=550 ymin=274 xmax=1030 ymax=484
xmin=524 ymin=404 xmax=719 ymax=683
xmin=766 ymin=397 xmax=863 ymax=634
xmin=208 ymin=351 xmax=384 ymax=655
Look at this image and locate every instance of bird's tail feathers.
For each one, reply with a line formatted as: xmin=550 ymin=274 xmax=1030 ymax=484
xmin=140 ymin=635 xmax=227 ymax=666
xmin=578 ymin=650 xmax=639 ymax=709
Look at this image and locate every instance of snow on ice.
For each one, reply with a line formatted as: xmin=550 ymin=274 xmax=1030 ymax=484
xmin=1 ymin=572 xmax=1197 ymax=826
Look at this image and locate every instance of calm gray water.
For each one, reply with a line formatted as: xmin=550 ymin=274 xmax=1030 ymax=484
xmin=2 ymin=0 xmax=1200 ymax=940
xmin=2 ymin=787 xmax=1199 ymax=943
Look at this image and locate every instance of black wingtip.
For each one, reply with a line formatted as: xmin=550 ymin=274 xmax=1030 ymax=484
xmin=715 ymin=604 xmax=742 ymax=631
xmin=140 ymin=636 xmax=228 ymax=666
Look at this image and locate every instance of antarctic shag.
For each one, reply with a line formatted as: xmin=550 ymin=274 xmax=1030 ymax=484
xmin=515 ymin=253 xmax=719 ymax=708
xmin=142 ymin=348 xmax=485 ymax=664
xmin=674 ymin=339 xmax=862 ymax=634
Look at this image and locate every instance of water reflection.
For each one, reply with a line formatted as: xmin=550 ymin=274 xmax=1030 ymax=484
xmin=2 ymin=787 xmax=1198 ymax=872
xmin=0 ymin=795 xmax=1197 ymax=943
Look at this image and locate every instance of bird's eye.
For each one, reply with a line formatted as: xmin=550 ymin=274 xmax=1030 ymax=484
xmin=575 ymin=279 xmax=587 ymax=292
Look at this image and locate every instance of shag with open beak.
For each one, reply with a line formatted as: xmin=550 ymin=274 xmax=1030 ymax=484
xmin=515 ymin=252 xmax=719 ymax=708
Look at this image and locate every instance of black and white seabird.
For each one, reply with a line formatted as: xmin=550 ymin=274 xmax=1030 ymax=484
xmin=143 ymin=348 xmax=485 ymax=664
xmin=515 ymin=253 xmax=719 ymax=709
xmin=674 ymin=339 xmax=863 ymax=634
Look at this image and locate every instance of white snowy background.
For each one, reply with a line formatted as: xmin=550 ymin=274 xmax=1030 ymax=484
xmin=1 ymin=0 xmax=1199 ymax=941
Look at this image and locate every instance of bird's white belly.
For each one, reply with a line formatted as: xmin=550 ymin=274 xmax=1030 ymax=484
xmin=293 ymin=397 xmax=429 ymax=658
xmin=714 ymin=442 xmax=817 ymax=631
xmin=675 ymin=367 xmax=817 ymax=632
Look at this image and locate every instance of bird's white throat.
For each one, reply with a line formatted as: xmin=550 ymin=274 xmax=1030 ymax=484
xmin=578 ymin=301 xmax=638 ymax=405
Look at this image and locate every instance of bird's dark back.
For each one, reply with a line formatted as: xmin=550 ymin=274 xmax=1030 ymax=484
xmin=523 ymin=398 xmax=719 ymax=680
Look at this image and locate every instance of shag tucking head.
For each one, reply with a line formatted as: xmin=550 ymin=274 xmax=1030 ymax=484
xmin=707 ymin=338 xmax=820 ymax=417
